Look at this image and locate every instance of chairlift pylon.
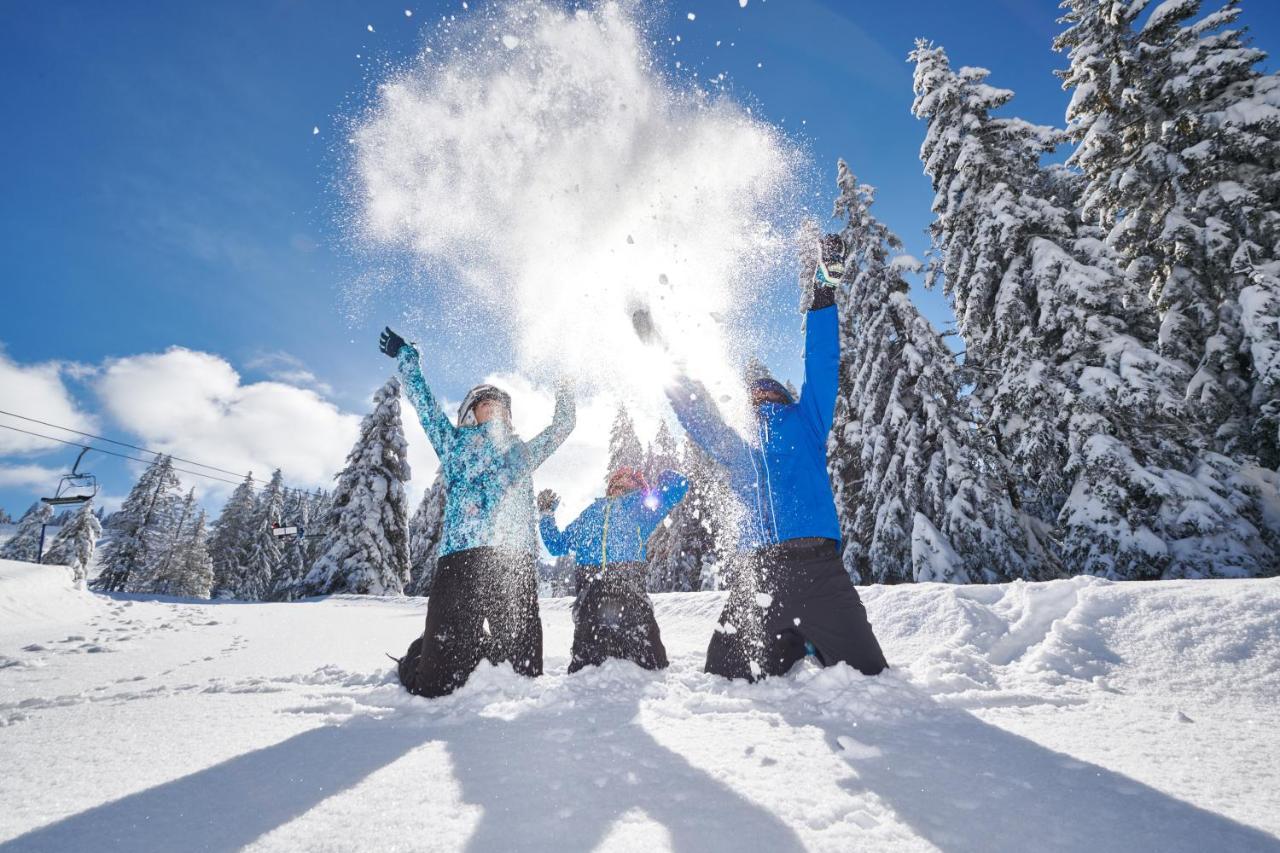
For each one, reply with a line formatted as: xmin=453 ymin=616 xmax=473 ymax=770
xmin=41 ymin=447 xmax=99 ymax=507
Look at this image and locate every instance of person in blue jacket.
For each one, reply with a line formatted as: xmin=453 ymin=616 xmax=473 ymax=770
xmin=538 ymin=466 xmax=688 ymax=672
xmin=379 ymin=327 xmax=576 ymax=697
xmin=658 ymin=234 xmax=888 ymax=680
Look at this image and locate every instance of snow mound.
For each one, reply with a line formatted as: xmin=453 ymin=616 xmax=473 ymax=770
xmin=0 ymin=559 xmax=100 ymax=638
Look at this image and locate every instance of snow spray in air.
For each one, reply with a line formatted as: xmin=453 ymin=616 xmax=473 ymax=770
xmin=351 ymin=0 xmax=803 ymax=416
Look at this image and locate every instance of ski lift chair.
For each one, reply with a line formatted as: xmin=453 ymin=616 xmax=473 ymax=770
xmin=42 ymin=447 xmax=98 ymax=507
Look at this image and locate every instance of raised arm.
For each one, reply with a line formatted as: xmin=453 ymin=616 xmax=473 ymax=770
xmin=539 ymin=513 xmax=572 ymax=557
xmin=796 ymin=304 xmax=840 ymax=439
xmin=527 ymin=381 xmax=577 ymax=468
xmin=666 ymin=375 xmax=749 ymax=470
xmin=396 ymin=346 xmax=457 ymax=458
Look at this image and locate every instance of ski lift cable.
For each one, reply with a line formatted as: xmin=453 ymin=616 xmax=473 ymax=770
xmin=0 ymin=422 xmax=321 ymax=499
xmin=0 ymin=407 xmax=250 ymax=479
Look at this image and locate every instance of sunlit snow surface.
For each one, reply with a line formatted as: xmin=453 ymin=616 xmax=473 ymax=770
xmin=1 ymin=560 xmax=1278 ymax=851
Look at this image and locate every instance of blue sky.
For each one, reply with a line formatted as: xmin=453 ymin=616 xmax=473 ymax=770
xmin=3 ymin=0 xmax=1279 ymax=519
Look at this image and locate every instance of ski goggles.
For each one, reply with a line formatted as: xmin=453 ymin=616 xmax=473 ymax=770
xmin=457 ymin=385 xmax=512 ymax=426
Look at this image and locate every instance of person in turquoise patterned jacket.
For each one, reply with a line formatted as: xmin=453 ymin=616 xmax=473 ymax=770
xmin=380 ymin=327 xmax=576 ymax=698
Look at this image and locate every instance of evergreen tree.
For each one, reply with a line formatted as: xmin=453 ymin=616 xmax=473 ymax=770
xmin=0 ymin=501 xmax=54 ymax=563
xmin=270 ymin=487 xmax=313 ymax=601
xmin=827 ymin=160 xmax=1031 ymax=584
xmin=92 ymin=456 xmax=184 ymax=592
xmin=643 ymin=420 xmax=680 ymax=484
xmin=234 ymin=469 xmax=285 ymax=601
xmin=43 ymin=500 xmax=102 ymax=583
xmin=645 ymin=439 xmax=736 ymax=591
xmin=607 ymin=405 xmax=644 ymax=473
xmin=148 ymin=490 xmax=213 ymax=598
xmin=1056 ymin=0 xmax=1280 ymax=465
xmin=299 ymin=377 xmax=411 ymax=595
xmin=0 ymin=507 xmax=12 ymax=525
xmin=208 ymin=473 xmax=256 ymax=598
xmin=912 ymin=40 xmax=1272 ymax=579
xmin=408 ymin=473 xmax=446 ymax=596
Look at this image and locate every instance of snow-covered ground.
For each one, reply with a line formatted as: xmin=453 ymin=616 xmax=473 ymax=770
xmin=1 ymin=559 xmax=1278 ymax=852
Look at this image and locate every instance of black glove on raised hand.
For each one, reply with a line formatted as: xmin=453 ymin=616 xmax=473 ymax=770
xmin=537 ymin=489 xmax=560 ymax=515
xmin=379 ymin=326 xmax=407 ymax=359
xmin=808 ymin=233 xmax=845 ymax=311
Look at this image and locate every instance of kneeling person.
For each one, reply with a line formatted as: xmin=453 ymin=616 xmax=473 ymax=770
xmin=539 ymin=467 xmax=688 ymax=673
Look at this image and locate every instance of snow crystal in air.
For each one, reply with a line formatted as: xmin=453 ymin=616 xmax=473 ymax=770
xmin=740 ymin=0 xmax=749 ymax=6
xmin=312 ymin=126 xmax=319 ymax=135
xmin=350 ymin=0 xmax=802 ymax=406
xmin=755 ymin=592 xmax=773 ymax=608
xmin=405 ymin=9 xmax=413 ymax=16
xmin=687 ymin=12 xmax=696 ymax=21
xmin=367 ymin=24 xmax=375 ymax=32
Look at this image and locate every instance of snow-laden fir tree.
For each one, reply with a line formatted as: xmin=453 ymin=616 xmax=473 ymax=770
xmin=826 ymin=160 xmax=1032 ymax=584
xmin=912 ymin=41 xmax=1273 ymax=579
xmin=147 ymin=490 xmax=213 ymax=597
xmin=407 ymin=472 xmax=446 ymax=596
xmin=232 ymin=469 xmax=285 ymax=601
xmin=643 ymin=420 xmax=680 ymax=484
xmin=42 ymin=499 xmax=102 ymax=583
xmin=645 ymin=439 xmax=736 ymax=592
xmin=0 ymin=501 xmax=53 ymax=563
xmin=1056 ymin=0 xmax=1280 ymax=466
xmin=208 ymin=473 xmax=256 ymax=598
xmin=92 ymin=456 xmax=184 ymax=592
xmin=608 ymin=404 xmax=644 ymax=473
xmin=270 ymin=486 xmax=313 ymax=601
xmin=0 ymin=507 xmax=12 ymax=525
xmin=299 ymin=377 xmax=411 ymax=595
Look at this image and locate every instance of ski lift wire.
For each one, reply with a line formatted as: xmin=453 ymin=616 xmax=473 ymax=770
xmin=0 ymin=407 xmax=250 ymax=479
xmin=0 ymin=422 xmax=322 ymax=499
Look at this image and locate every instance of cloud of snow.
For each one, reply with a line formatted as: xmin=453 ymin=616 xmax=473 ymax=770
xmin=95 ymin=349 xmax=361 ymax=500
xmin=0 ymin=349 xmax=98 ymax=455
xmin=351 ymin=0 xmax=802 ymax=432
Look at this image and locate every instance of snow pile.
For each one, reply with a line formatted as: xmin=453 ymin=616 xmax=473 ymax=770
xmin=0 ymin=559 xmax=100 ymax=639
xmin=1 ymin=564 xmax=1278 ymax=850
xmin=352 ymin=0 xmax=801 ymax=419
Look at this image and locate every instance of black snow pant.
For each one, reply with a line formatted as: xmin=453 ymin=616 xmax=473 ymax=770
xmin=569 ymin=562 xmax=668 ymax=674
xmin=398 ymin=547 xmax=543 ymax=698
xmin=705 ymin=538 xmax=887 ymax=680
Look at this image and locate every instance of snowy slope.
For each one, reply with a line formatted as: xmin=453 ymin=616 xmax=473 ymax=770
xmin=1 ymin=559 xmax=1278 ymax=852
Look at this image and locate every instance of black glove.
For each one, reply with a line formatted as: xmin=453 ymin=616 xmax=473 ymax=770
xmin=379 ymin=326 xmax=406 ymax=359
xmin=537 ymin=489 xmax=560 ymax=515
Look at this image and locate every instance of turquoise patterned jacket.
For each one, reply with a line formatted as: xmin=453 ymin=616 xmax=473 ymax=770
xmin=397 ymin=347 xmax=576 ymax=557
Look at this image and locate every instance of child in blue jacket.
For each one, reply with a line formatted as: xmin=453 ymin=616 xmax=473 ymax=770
xmin=539 ymin=466 xmax=688 ymax=672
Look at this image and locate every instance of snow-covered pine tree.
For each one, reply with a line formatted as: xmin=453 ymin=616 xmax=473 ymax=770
xmin=43 ymin=500 xmax=102 ymax=583
xmin=1056 ymin=0 xmax=1280 ymax=467
xmin=92 ymin=456 xmax=184 ymax=592
xmin=208 ymin=473 xmax=256 ymax=598
xmin=269 ymin=486 xmax=312 ymax=601
xmin=643 ymin=420 xmax=680 ymax=485
xmin=645 ymin=438 xmax=736 ymax=591
xmin=299 ymin=377 xmax=411 ymax=595
xmin=826 ymin=159 xmax=1031 ymax=584
xmin=407 ymin=472 xmax=446 ymax=596
xmin=0 ymin=501 xmax=53 ymax=563
xmin=0 ymin=508 xmax=12 ymax=525
xmin=608 ymin=404 xmax=644 ymax=473
xmin=912 ymin=40 xmax=1273 ymax=579
xmin=170 ymin=509 xmax=214 ymax=598
xmin=231 ymin=469 xmax=285 ymax=601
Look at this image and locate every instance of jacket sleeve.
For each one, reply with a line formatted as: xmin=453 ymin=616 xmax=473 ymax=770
xmin=539 ymin=512 xmax=571 ymax=557
xmin=666 ymin=376 xmax=749 ymax=470
xmin=397 ymin=347 xmax=456 ymax=458
xmin=527 ymin=382 xmax=577 ymax=468
xmin=637 ymin=470 xmax=689 ymax=531
xmin=797 ymin=305 xmax=840 ymax=439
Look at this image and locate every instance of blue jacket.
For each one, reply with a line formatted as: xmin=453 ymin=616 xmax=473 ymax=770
xmin=667 ymin=305 xmax=841 ymax=551
xmin=397 ymin=347 xmax=576 ymax=557
xmin=540 ymin=471 xmax=689 ymax=567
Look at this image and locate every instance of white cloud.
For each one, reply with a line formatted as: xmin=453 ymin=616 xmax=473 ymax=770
xmin=0 ymin=463 xmax=64 ymax=489
xmin=0 ymin=350 xmax=98 ymax=454
xmin=96 ymin=348 xmax=360 ymax=500
xmin=246 ymin=351 xmax=335 ymax=396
